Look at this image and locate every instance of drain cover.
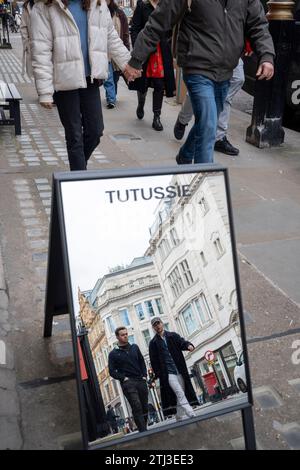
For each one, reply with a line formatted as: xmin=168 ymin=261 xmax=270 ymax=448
xmin=110 ymin=134 xmax=143 ymax=142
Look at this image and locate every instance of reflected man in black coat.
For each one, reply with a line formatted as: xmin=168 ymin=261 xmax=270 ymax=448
xmin=149 ymin=317 xmax=198 ymax=421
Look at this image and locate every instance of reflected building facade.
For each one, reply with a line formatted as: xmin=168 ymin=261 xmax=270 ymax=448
xmin=80 ymin=257 xmax=173 ymax=422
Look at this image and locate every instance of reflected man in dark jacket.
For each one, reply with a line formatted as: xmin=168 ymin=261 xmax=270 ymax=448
xmin=108 ymin=327 xmax=148 ymax=432
xmin=149 ymin=317 xmax=198 ymax=421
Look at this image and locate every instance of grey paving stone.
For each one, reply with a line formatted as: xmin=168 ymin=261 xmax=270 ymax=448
xmin=0 ymin=308 xmax=9 ymax=323
xmin=21 ymin=209 xmax=37 ymax=218
xmin=52 ymin=341 xmax=73 ymax=360
xmin=17 ymin=193 xmax=32 ymax=200
xmin=0 ymin=291 xmax=8 ymax=310
xmin=42 ymin=200 xmax=51 ymax=207
xmin=32 ymin=253 xmax=48 ymax=263
xmin=216 ymin=411 xmax=240 ymax=422
xmin=0 ymin=389 xmax=20 ymax=416
xmin=52 ymin=316 xmax=70 ymax=334
xmin=253 ymin=386 xmax=283 ymax=410
xmin=26 ymin=228 xmax=44 ymax=238
xmin=37 ymin=185 xmax=51 ymax=191
xmin=39 ymin=192 xmax=51 ymax=199
xmin=14 ymin=186 xmax=29 ymax=193
xmin=230 ymin=436 xmax=263 ymax=450
xmin=282 ymin=425 xmax=300 ymax=450
xmin=0 ymin=368 xmax=16 ymax=390
xmin=29 ymin=240 xmax=48 ymax=250
xmin=24 ymin=157 xmax=40 ymax=162
xmin=23 ymin=218 xmax=40 ymax=227
xmin=0 ymin=417 xmax=22 ymax=450
xmin=230 ymin=436 xmax=244 ymax=450
xmin=288 ymin=378 xmax=300 ymax=394
xmin=35 ymin=267 xmax=47 ymax=277
xmin=19 ymin=200 xmax=35 ymax=209
xmin=35 ymin=179 xmax=49 ymax=184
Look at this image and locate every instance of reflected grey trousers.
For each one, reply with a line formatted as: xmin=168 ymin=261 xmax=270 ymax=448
xmin=168 ymin=374 xmax=195 ymax=420
xmin=178 ymin=59 xmax=245 ymax=141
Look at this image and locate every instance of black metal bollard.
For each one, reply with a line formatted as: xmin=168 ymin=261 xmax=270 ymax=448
xmin=246 ymin=1 xmax=296 ymax=148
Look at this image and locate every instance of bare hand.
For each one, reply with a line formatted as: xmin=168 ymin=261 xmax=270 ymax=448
xmin=124 ymin=64 xmax=142 ymax=82
xmin=256 ymin=62 xmax=274 ymax=81
xmin=40 ymin=102 xmax=53 ymax=109
xmin=188 ymin=345 xmax=194 ymax=352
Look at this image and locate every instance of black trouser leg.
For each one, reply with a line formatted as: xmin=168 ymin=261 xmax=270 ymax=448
xmin=54 ymin=89 xmax=86 ymax=171
xmin=113 ymin=71 xmax=121 ymax=96
xmin=137 ymin=380 xmax=149 ymax=427
xmin=122 ymin=381 xmax=148 ymax=432
xmin=79 ymin=81 xmax=104 ymax=165
xmin=136 ymin=91 xmax=147 ymax=120
xmin=152 ymin=78 xmax=164 ymax=116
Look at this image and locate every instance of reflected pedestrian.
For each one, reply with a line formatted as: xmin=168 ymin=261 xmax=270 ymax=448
xmin=108 ymin=327 xmax=148 ymax=433
xmin=149 ymin=317 xmax=198 ymax=421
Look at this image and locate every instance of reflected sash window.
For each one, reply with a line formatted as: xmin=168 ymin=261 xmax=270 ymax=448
xmin=181 ymin=305 xmax=198 ymax=335
xmin=155 ymin=298 xmax=164 ymax=316
xmin=199 ymin=196 xmax=209 ymax=215
xmin=106 ymin=316 xmax=115 ymax=334
xmin=214 ymin=236 xmax=225 ymax=258
xmin=158 ymin=238 xmax=171 ymax=261
xmin=195 ymin=294 xmax=213 ymax=324
xmin=128 ymin=334 xmax=135 ymax=344
xmin=180 ymin=259 xmax=194 ymax=286
xmin=119 ymin=308 xmax=131 ymax=326
xmin=144 ymin=300 xmax=155 ymax=317
xmin=168 ymin=266 xmax=184 ymax=299
xmin=135 ymin=303 xmax=145 ymax=321
xmin=170 ymin=227 xmax=180 ymax=246
xmin=142 ymin=329 xmax=151 ymax=347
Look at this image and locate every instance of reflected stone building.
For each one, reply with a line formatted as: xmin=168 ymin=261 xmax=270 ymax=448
xmin=146 ymin=173 xmax=242 ymax=400
xmin=80 ymin=257 xmax=173 ymax=421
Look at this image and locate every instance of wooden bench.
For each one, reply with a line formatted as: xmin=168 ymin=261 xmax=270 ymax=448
xmin=0 ymin=82 xmax=22 ymax=135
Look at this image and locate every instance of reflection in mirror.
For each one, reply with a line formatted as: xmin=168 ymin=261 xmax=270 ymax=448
xmin=61 ymin=171 xmax=249 ymax=448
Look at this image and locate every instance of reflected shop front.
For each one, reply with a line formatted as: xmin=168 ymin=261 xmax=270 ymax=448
xmin=57 ymin=167 xmax=252 ymax=449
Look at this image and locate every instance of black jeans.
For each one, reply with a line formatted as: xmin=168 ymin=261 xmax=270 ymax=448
xmin=121 ymin=379 xmax=148 ymax=432
xmin=54 ymin=79 xmax=104 ymax=171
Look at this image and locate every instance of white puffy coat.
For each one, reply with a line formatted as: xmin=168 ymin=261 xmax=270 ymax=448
xmin=30 ymin=0 xmax=131 ymax=103
xmin=20 ymin=6 xmax=33 ymax=78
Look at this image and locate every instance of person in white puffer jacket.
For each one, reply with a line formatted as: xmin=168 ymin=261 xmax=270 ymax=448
xmin=20 ymin=0 xmax=35 ymax=78
xmin=30 ymin=0 xmax=134 ymax=171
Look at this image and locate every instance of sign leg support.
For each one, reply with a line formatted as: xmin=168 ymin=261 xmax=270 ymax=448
xmin=241 ymin=407 xmax=256 ymax=450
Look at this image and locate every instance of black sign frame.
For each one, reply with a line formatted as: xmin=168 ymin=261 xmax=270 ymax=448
xmin=44 ymin=164 xmax=256 ymax=450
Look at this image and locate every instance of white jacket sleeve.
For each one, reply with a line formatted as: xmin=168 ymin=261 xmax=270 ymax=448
xmin=30 ymin=3 xmax=54 ymax=103
xmin=20 ymin=9 xmax=30 ymax=49
xmin=107 ymin=16 xmax=131 ymax=72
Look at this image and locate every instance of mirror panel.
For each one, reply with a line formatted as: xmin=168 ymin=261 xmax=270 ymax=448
xmin=60 ymin=170 xmax=249 ymax=448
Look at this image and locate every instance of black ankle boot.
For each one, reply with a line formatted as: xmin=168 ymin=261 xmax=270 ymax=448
xmin=136 ymin=92 xmax=146 ymax=120
xmin=152 ymin=114 xmax=163 ymax=131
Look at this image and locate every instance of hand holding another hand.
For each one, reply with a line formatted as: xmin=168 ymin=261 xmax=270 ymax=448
xmin=124 ymin=64 xmax=142 ymax=82
xmin=40 ymin=102 xmax=53 ymax=109
xmin=256 ymin=62 xmax=274 ymax=81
